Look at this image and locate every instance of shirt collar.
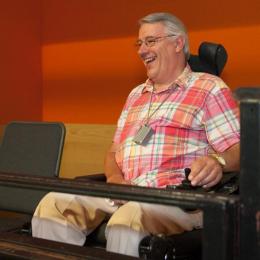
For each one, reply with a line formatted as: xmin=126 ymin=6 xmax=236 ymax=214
xmin=141 ymin=64 xmax=192 ymax=93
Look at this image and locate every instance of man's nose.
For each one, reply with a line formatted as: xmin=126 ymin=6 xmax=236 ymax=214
xmin=138 ymin=42 xmax=148 ymax=55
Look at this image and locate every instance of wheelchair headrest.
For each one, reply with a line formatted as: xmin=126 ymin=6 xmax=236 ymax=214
xmin=188 ymin=42 xmax=228 ymax=76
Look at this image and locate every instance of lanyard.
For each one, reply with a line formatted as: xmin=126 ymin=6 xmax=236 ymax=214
xmin=144 ymin=85 xmax=175 ymax=126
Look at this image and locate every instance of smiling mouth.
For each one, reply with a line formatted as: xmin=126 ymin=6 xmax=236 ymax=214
xmin=143 ymin=56 xmax=156 ymax=65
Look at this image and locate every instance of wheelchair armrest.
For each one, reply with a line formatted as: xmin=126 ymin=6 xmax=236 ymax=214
xmin=167 ymin=171 xmax=239 ymax=195
xmin=74 ymin=173 xmax=107 ymax=182
xmin=215 ymin=171 xmax=239 ymax=194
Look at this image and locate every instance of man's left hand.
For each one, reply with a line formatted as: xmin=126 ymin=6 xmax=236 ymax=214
xmin=188 ymin=156 xmax=223 ymax=188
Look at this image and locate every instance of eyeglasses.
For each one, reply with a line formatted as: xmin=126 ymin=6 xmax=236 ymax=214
xmin=135 ymin=34 xmax=176 ymax=48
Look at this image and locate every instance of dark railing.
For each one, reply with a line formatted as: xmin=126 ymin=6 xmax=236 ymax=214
xmin=0 ymin=171 xmax=239 ymax=260
xmin=236 ymin=87 xmax=260 ymax=260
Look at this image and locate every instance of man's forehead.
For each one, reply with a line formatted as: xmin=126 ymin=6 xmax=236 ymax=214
xmin=138 ymin=22 xmax=166 ymax=36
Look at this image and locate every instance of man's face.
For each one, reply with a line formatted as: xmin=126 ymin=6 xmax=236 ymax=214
xmin=137 ymin=22 xmax=179 ymax=84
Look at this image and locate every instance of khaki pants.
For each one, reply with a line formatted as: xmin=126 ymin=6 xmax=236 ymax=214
xmin=32 ymin=192 xmax=203 ymax=255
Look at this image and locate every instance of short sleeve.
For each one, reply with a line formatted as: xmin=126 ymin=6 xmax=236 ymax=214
xmin=203 ymin=86 xmax=240 ymax=152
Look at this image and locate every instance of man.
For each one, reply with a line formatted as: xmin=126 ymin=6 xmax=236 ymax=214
xmin=32 ymin=12 xmax=240 ymax=257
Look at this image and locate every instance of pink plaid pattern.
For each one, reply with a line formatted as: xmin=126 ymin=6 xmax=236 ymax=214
xmin=113 ymin=66 xmax=240 ymax=188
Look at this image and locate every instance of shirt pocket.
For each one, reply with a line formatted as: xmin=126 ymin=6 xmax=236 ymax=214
xmin=149 ymin=104 xmax=202 ymax=130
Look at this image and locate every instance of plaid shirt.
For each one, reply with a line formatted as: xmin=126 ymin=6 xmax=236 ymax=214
xmin=113 ymin=65 xmax=240 ymax=188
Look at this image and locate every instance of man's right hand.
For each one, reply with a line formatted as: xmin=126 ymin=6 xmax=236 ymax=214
xmin=106 ymin=175 xmax=131 ymax=185
xmin=104 ymin=143 xmax=131 ymax=185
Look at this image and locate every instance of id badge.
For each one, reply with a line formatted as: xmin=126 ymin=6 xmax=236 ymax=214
xmin=133 ymin=124 xmax=154 ymax=145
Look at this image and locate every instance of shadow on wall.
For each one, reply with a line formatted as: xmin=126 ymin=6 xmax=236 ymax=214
xmin=42 ymin=0 xmax=260 ymax=44
xmin=42 ymin=0 xmax=260 ymax=124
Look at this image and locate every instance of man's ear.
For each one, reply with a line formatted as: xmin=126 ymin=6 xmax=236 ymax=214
xmin=175 ymin=36 xmax=185 ymax=53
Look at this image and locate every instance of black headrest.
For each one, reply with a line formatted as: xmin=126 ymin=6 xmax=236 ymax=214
xmin=188 ymin=42 xmax=228 ymax=76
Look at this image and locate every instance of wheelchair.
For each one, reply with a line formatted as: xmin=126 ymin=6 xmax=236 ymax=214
xmin=72 ymin=41 xmax=234 ymax=260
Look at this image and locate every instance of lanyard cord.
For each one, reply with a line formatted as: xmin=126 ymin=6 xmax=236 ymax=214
xmin=145 ymin=85 xmax=175 ymax=125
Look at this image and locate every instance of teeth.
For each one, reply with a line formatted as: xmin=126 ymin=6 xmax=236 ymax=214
xmin=144 ymin=56 xmax=156 ymax=64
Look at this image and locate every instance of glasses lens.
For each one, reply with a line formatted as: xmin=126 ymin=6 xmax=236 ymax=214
xmin=135 ymin=40 xmax=143 ymax=48
xmin=145 ymin=38 xmax=157 ymax=47
xmin=135 ymin=35 xmax=173 ymax=48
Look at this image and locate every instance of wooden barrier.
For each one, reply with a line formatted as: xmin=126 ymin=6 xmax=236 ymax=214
xmin=59 ymin=124 xmax=116 ymax=178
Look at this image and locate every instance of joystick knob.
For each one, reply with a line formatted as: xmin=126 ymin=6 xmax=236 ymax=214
xmin=184 ymin=168 xmax=191 ymax=180
xmin=181 ymin=168 xmax=194 ymax=189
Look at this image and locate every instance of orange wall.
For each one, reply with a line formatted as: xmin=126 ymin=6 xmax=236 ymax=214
xmin=1 ymin=1 xmax=259 ymax=125
xmin=42 ymin=25 xmax=260 ymax=124
xmin=0 ymin=1 xmax=42 ymax=124
xmin=42 ymin=37 xmax=145 ymax=123
xmin=42 ymin=0 xmax=260 ymax=124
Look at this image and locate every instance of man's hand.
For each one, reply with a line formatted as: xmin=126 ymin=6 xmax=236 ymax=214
xmin=105 ymin=143 xmax=131 ymax=185
xmin=106 ymin=175 xmax=131 ymax=185
xmin=105 ymin=198 xmax=128 ymax=206
xmin=188 ymin=144 xmax=240 ymax=188
xmin=188 ymin=156 xmax=223 ymax=188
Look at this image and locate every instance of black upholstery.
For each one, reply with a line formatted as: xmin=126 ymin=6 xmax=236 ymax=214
xmin=0 ymin=121 xmax=65 ymax=232
xmin=188 ymin=42 xmax=228 ymax=76
xmin=0 ymin=121 xmax=65 ymax=178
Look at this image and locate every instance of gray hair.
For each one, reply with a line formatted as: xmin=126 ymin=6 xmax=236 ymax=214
xmin=139 ymin=12 xmax=190 ymax=60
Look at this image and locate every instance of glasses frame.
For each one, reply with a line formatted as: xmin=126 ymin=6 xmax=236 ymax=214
xmin=135 ymin=34 xmax=176 ymax=48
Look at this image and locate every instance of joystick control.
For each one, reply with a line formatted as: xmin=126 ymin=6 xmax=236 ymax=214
xmin=180 ymin=168 xmax=194 ymax=189
xmin=167 ymin=168 xmax=239 ymax=194
xmin=166 ymin=168 xmax=198 ymax=190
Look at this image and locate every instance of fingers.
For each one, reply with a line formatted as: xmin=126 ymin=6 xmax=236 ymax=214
xmin=188 ymin=156 xmax=223 ymax=188
xmin=200 ymin=168 xmax=222 ymax=188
